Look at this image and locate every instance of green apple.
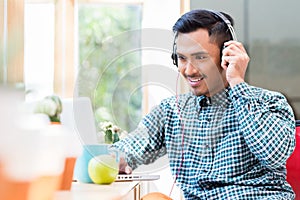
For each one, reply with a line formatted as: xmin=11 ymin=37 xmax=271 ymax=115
xmin=88 ymin=154 xmax=119 ymax=184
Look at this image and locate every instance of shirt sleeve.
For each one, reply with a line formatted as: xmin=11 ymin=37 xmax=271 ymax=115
xmin=229 ymin=82 xmax=296 ymax=169
xmin=111 ymin=102 xmax=167 ymax=170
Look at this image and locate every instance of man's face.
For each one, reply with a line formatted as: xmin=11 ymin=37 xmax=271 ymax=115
xmin=176 ymin=28 xmax=227 ymax=96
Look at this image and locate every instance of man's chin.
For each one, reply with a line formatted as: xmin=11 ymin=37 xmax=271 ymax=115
xmin=191 ymin=89 xmax=206 ymax=96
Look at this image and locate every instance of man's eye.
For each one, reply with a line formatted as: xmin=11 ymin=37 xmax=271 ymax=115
xmin=195 ymin=55 xmax=207 ymax=60
xmin=178 ymin=55 xmax=186 ymax=60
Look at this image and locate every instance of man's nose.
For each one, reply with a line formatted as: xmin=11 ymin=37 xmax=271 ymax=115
xmin=184 ymin=60 xmax=198 ymax=74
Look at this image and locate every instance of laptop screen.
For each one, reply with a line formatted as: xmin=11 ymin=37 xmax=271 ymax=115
xmin=61 ymin=97 xmax=99 ymax=145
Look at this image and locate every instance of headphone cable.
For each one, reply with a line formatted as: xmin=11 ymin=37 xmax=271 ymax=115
xmin=169 ymin=72 xmax=186 ymax=198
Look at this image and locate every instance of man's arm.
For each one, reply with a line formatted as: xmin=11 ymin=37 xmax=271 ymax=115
xmin=222 ymin=40 xmax=295 ymax=169
xmin=112 ymin=102 xmax=167 ymax=172
xmin=230 ymin=82 xmax=296 ymax=169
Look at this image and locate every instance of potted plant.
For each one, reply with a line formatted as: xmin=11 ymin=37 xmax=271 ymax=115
xmin=34 ymin=95 xmax=62 ymax=124
xmin=34 ymin=95 xmax=78 ymax=190
xmin=97 ymin=121 xmax=128 ymax=144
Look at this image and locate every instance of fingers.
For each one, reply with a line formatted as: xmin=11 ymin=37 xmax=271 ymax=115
xmin=118 ymin=156 xmax=132 ymax=174
xmin=221 ymin=41 xmax=238 ymax=70
xmin=118 ymin=166 xmax=132 ymax=174
xmin=221 ymin=41 xmax=250 ymax=87
xmin=124 ymin=165 xmax=133 ymax=174
xmin=223 ymin=41 xmax=246 ymax=53
xmin=222 ymin=41 xmax=249 ymax=65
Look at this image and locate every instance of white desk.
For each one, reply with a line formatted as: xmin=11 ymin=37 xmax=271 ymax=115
xmin=54 ymin=181 xmax=141 ymax=200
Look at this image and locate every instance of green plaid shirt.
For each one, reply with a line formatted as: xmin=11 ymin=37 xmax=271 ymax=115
xmin=113 ymin=82 xmax=296 ymax=199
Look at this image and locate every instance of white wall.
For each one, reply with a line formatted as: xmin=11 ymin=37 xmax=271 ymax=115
xmin=140 ymin=1 xmax=183 ymax=199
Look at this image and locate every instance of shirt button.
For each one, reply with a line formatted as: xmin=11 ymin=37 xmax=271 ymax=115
xmin=201 ymin=183 xmax=211 ymax=189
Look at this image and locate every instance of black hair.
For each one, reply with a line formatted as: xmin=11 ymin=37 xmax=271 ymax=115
xmin=172 ymin=9 xmax=235 ymax=49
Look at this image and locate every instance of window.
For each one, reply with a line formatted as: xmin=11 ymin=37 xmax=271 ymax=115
xmin=24 ymin=2 xmax=55 ymax=100
xmin=22 ymin=0 xmax=143 ymax=131
xmin=190 ymin=0 xmax=300 ymax=119
xmin=77 ymin=3 xmax=143 ymax=131
xmin=1 ymin=0 xmax=24 ymax=85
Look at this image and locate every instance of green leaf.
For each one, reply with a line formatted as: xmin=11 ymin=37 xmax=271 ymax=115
xmin=49 ymin=115 xmax=60 ymax=123
xmin=113 ymin=132 xmax=120 ymax=143
xmin=104 ymin=130 xmax=113 ymax=144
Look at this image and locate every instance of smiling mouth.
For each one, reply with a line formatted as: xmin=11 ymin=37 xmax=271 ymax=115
xmin=187 ymin=75 xmax=206 ymax=87
xmin=189 ymin=77 xmax=205 ymax=82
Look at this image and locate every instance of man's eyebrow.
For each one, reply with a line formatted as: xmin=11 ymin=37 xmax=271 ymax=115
xmin=176 ymin=52 xmax=185 ymax=57
xmin=191 ymin=51 xmax=209 ymax=56
xmin=176 ymin=51 xmax=208 ymax=57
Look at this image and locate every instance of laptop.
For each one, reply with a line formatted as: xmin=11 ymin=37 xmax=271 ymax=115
xmin=61 ymin=97 xmax=99 ymax=145
xmin=61 ymin=97 xmax=160 ymax=182
xmin=115 ymin=174 xmax=160 ymax=182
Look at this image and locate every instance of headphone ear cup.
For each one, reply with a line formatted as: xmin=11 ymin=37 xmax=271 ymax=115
xmin=171 ymin=53 xmax=178 ymax=67
xmin=221 ymin=44 xmax=230 ymax=66
xmin=220 ymin=44 xmax=225 ymax=61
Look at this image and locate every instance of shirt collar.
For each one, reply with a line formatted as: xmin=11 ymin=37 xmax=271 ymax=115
xmin=196 ymin=87 xmax=232 ymax=109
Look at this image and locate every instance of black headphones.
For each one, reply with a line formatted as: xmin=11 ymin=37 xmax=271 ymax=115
xmin=171 ymin=9 xmax=237 ymax=67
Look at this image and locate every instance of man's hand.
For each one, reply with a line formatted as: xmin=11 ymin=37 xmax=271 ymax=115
xmin=118 ymin=156 xmax=132 ymax=174
xmin=221 ymin=41 xmax=250 ymax=87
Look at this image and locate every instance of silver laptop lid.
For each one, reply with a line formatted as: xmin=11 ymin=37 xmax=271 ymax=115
xmin=61 ymin=97 xmax=98 ymax=145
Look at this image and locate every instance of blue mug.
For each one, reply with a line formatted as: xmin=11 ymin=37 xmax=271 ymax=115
xmin=73 ymin=144 xmax=119 ymax=183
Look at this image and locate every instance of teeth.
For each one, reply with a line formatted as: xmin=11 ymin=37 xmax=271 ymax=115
xmin=190 ymin=77 xmax=203 ymax=82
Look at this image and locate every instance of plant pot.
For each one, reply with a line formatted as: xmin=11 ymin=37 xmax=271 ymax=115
xmin=0 ymin=164 xmax=31 ymax=200
xmin=28 ymin=175 xmax=61 ymax=200
xmin=0 ymin=163 xmax=61 ymax=200
xmin=58 ymin=157 xmax=77 ymax=190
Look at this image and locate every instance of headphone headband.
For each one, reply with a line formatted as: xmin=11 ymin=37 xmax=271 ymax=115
xmin=207 ymin=10 xmax=237 ymax=41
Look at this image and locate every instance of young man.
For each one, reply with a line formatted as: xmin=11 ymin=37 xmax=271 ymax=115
xmin=112 ymin=9 xmax=296 ymax=199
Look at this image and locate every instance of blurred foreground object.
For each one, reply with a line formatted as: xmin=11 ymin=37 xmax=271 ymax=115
xmin=141 ymin=192 xmax=173 ymax=200
xmin=0 ymin=86 xmax=81 ymax=199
